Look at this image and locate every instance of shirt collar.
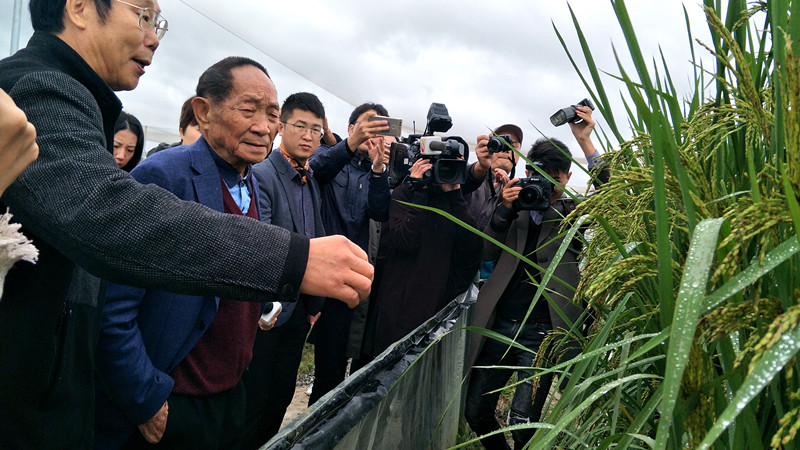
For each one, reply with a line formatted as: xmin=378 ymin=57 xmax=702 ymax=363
xmin=208 ymin=146 xmax=252 ymax=188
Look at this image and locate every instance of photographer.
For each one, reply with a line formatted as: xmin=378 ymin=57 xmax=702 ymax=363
xmin=464 ymin=105 xmax=607 ymax=449
xmin=465 ymin=124 xmax=523 ymax=232
xmin=363 ymin=155 xmax=482 ymax=358
xmin=307 ymin=103 xmax=392 ymax=405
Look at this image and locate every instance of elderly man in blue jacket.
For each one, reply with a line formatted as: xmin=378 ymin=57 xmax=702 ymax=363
xmin=94 ymin=56 xmax=279 ymax=449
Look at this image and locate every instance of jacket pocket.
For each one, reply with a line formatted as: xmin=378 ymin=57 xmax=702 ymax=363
xmin=40 ymin=302 xmax=70 ymax=407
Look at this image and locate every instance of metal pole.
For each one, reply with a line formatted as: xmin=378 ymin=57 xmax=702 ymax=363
xmin=10 ymin=0 xmax=23 ymax=55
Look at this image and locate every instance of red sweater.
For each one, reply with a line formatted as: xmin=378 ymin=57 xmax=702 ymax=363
xmin=171 ymin=179 xmax=262 ymax=395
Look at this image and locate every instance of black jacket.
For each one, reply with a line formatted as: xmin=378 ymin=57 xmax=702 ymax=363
xmin=0 ymin=32 xmax=307 ymax=448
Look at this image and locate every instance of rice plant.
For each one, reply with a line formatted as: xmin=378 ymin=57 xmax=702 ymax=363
xmin=525 ymin=0 xmax=800 ymax=448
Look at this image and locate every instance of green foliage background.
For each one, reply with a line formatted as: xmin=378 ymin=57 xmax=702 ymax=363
xmin=459 ymin=0 xmax=800 ymax=448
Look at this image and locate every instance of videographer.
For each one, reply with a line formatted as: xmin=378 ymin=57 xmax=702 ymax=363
xmin=363 ymin=154 xmax=482 ymax=358
xmin=464 ymin=105 xmax=608 ymax=449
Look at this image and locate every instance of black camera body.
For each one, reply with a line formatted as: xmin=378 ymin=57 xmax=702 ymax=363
xmin=487 ymin=134 xmax=513 ymax=153
xmin=388 ymin=103 xmax=468 ymax=187
xmin=512 ymin=176 xmax=553 ymax=211
xmin=550 ymin=98 xmax=595 ymax=127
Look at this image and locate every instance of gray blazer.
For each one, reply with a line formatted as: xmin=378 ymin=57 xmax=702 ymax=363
xmin=468 ymin=197 xmax=584 ymax=367
xmin=0 ymin=32 xmax=307 ymax=448
xmin=252 ymin=150 xmax=326 ymax=324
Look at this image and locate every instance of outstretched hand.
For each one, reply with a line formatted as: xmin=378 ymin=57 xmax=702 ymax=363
xmin=301 ymin=235 xmax=373 ymax=308
xmin=0 ymin=89 xmax=39 ymax=196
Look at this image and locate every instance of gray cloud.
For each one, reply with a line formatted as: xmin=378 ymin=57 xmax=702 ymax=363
xmin=2 ymin=0 xmax=720 ymax=188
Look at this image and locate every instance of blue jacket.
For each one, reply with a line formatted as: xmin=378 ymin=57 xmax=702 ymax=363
xmin=309 ymin=138 xmax=391 ymax=251
xmin=252 ymin=150 xmax=325 ymax=326
xmin=94 ymin=138 xmax=263 ymax=447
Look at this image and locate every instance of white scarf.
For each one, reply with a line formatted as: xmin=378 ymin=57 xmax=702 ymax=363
xmin=0 ymin=209 xmax=38 ymax=300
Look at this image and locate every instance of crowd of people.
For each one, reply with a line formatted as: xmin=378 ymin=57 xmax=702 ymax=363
xmin=0 ymin=1 xmax=609 ymax=449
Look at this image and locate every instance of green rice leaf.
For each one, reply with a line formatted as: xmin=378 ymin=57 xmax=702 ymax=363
xmin=697 ymin=323 xmax=800 ymax=449
xmin=654 ymin=218 xmax=725 ymax=450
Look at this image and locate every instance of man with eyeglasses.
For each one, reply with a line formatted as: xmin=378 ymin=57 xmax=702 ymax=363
xmin=0 ymin=2 xmax=372 ymax=448
xmin=244 ymin=92 xmax=331 ymax=447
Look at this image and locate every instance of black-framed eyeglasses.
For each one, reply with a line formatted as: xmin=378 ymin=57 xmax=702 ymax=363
xmin=284 ymin=121 xmax=324 ymax=138
xmin=114 ymin=0 xmax=169 ymax=40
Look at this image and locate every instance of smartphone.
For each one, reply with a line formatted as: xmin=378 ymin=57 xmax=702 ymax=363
xmin=368 ymin=115 xmax=403 ymax=137
xmin=259 ymin=302 xmax=282 ymax=325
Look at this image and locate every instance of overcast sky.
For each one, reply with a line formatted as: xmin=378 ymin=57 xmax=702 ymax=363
xmin=1 ymin=0 xmax=720 ymax=190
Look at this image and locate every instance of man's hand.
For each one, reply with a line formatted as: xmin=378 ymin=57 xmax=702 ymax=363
xmin=409 ymin=158 xmax=432 ymax=179
xmin=321 ymin=117 xmax=337 ymax=146
xmin=301 ymin=235 xmax=373 ymax=308
xmin=494 ymin=168 xmax=511 ymax=186
xmin=0 ymin=88 xmax=39 ymax=195
xmin=471 ymin=134 xmax=493 ymax=179
xmin=258 ymin=312 xmax=279 ymax=331
xmin=308 ymin=312 xmax=321 ymax=326
xmin=347 ymin=111 xmax=388 ymax=152
xmin=138 ymin=400 xmax=168 ymax=444
xmin=568 ymin=106 xmax=597 ymax=156
xmin=381 ymin=137 xmax=393 ymax=165
xmin=367 ymin=136 xmax=385 ymax=172
xmin=500 ymin=178 xmax=521 ymax=210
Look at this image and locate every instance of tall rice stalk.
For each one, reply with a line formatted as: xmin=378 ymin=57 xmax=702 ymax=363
xmin=529 ymin=0 xmax=800 ymax=448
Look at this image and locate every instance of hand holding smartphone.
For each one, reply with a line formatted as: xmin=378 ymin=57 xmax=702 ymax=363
xmin=258 ymin=302 xmax=282 ymax=331
xmin=368 ymin=115 xmax=402 ymax=137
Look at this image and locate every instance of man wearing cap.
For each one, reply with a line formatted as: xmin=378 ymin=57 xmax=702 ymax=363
xmin=464 ymin=107 xmax=608 ymax=449
xmin=464 ymin=124 xmax=523 ymax=232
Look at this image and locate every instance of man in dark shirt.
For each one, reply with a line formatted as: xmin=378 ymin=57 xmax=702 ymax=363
xmin=308 ymin=102 xmax=392 ymax=404
xmin=244 ymin=92 xmax=332 ymax=448
xmin=464 ymin=106 xmax=606 ymax=449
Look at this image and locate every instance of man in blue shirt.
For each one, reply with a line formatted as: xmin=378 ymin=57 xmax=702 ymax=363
xmin=308 ymin=103 xmax=393 ymax=404
xmin=94 ymin=56 xmax=278 ymax=449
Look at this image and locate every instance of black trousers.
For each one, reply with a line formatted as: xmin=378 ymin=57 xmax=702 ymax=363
xmin=308 ymin=299 xmax=353 ymax=405
xmin=465 ymin=318 xmax=553 ymax=450
xmin=241 ymin=301 xmax=310 ymax=450
xmin=123 ymin=380 xmax=246 ymax=450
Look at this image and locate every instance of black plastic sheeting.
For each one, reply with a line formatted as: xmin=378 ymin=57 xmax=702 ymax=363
xmin=261 ymin=285 xmax=479 ymax=449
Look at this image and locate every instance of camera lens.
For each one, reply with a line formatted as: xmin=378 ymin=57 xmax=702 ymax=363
xmin=437 ymin=163 xmax=457 ymax=184
xmin=487 ymin=137 xmax=501 ymax=153
xmin=519 ymin=186 xmax=542 ymax=207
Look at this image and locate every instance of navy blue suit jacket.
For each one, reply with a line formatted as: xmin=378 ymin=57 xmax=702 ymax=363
xmin=252 ymin=150 xmax=325 ymax=326
xmin=94 ymin=138 xmax=263 ymax=447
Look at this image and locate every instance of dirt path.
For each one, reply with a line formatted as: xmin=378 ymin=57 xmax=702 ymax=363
xmin=281 ymin=384 xmax=311 ymax=428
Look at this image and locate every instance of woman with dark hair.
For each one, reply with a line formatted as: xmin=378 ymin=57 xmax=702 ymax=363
xmin=113 ymin=111 xmax=144 ymax=172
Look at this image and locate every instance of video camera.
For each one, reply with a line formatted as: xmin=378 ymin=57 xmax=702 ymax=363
xmin=550 ymin=98 xmax=595 ymax=127
xmin=388 ymin=103 xmax=468 ymax=187
xmin=513 ymin=162 xmax=553 ymax=211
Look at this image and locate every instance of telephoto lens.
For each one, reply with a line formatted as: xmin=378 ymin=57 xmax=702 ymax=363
xmin=550 ymin=98 xmax=594 ymax=127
